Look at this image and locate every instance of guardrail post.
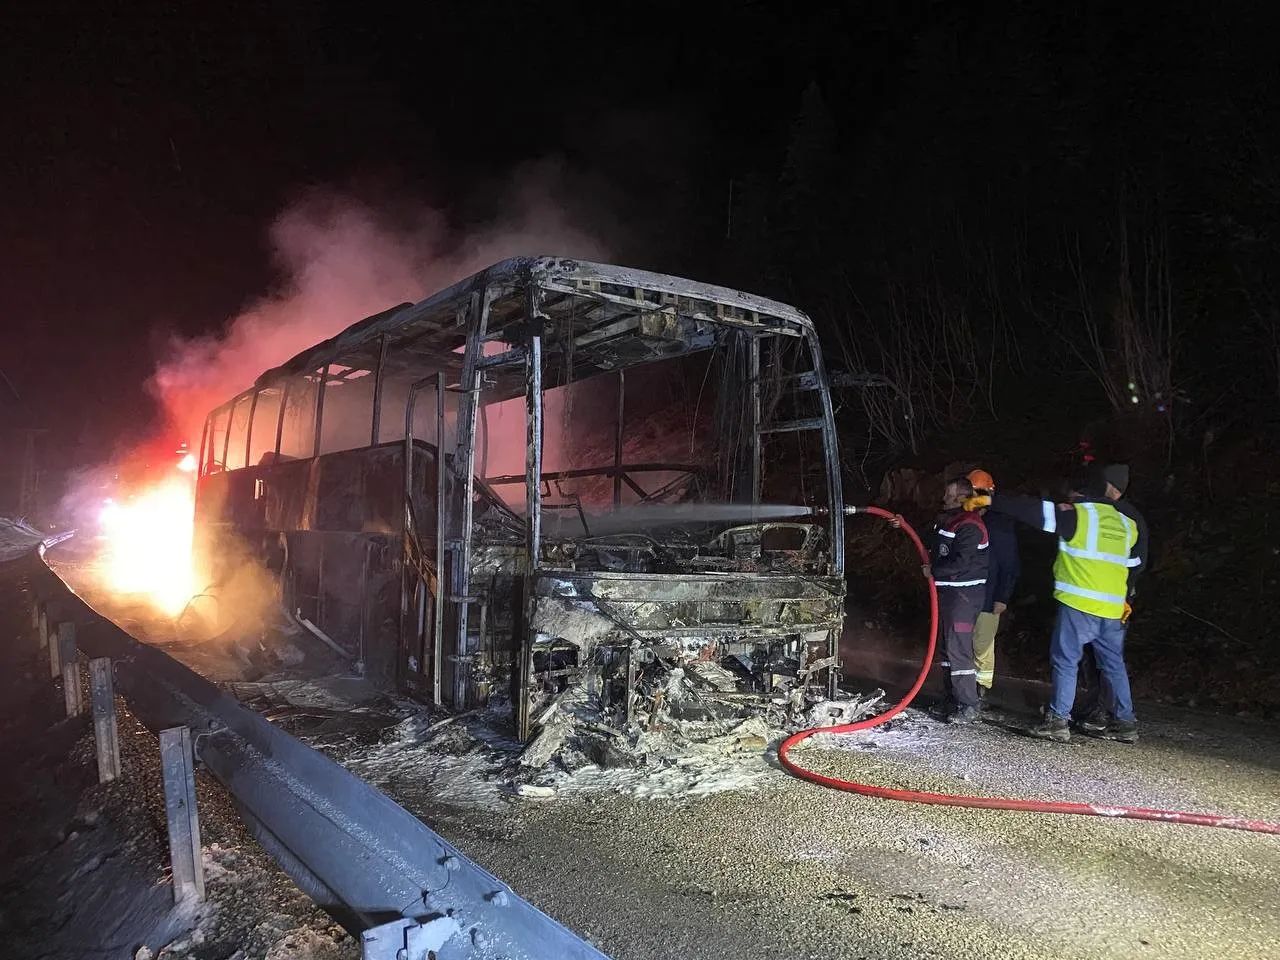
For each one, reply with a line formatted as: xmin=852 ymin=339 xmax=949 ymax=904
xmin=48 ymin=614 xmax=61 ymax=679
xmin=89 ymin=658 xmax=121 ymax=782
xmin=58 ymin=622 xmax=81 ymax=717
xmin=160 ymin=726 xmax=205 ymax=903
xmin=37 ymin=603 xmax=49 ymax=650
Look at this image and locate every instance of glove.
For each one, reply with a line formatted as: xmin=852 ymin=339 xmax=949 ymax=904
xmin=1121 ymin=602 xmax=1133 ymax=624
xmin=963 ymin=494 xmax=991 ymax=512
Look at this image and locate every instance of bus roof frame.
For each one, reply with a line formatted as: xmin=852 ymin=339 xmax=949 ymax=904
xmin=253 ymin=257 xmax=818 ymax=397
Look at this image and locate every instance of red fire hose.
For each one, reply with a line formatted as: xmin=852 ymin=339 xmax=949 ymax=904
xmin=778 ymin=505 xmax=1280 ymax=835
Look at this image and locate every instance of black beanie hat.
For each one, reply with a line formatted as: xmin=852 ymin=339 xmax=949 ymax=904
xmin=1102 ymin=463 xmax=1130 ymax=495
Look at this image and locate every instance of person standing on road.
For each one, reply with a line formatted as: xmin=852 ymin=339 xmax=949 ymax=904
xmin=966 ymin=468 xmax=1020 ymax=703
xmin=974 ymin=464 xmax=1142 ymax=743
xmin=927 ymin=476 xmax=990 ymax=724
xmin=1078 ymin=470 xmax=1149 ymax=733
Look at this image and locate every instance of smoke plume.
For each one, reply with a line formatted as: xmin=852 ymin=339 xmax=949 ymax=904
xmin=150 ymin=173 xmax=608 ymax=443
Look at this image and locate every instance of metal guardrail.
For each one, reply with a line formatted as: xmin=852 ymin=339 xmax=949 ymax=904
xmin=29 ymin=545 xmax=610 ymax=960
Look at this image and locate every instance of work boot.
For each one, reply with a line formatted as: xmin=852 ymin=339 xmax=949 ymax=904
xmin=1029 ymin=713 xmax=1071 ymax=743
xmin=1078 ymin=710 xmax=1109 ymax=736
xmin=1105 ymin=720 xmax=1139 ymax=744
xmin=927 ymin=700 xmax=955 ymax=722
xmin=949 ymin=704 xmax=981 ymax=725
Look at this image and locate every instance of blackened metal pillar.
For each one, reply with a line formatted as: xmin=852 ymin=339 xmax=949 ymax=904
xmin=517 ymin=287 xmax=546 ymax=740
xmin=748 ymin=335 xmax=762 ymax=505
xmin=243 ymin=389 xmax=259 ymax=468
xmin=526 ymin=330 xmax=544 ymax=570
xmin=433 ymin=372 xmax=446 ymax=705
xmin=448 ymin=287 xmax=492 ymax=710
xmin=370 ymin=334 xmax=388 ymax=445
xmin=807 ymin=328 xmax=845 ymax=698
xmin=613 ymin=370 xmax=625 ymax=508
xmin=807 ymin=329 xmax=845 ymax=574
xmin=312 ymin=367 xmax=329 ymax=458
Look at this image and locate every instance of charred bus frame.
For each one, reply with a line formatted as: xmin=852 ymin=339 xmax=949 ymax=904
xmin=195 ymin=258 xmax=846 ymax=739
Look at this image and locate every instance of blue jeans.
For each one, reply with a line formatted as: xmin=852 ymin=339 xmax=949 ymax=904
xmin=1049 ymin=603 xmax=1136 ymax=724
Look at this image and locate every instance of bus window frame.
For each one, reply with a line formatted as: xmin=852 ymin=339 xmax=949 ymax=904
xmin=223 ymin=392 xmax=254 ymax=472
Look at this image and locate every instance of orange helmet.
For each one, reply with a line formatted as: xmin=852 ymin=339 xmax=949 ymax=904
xmin=967 ymin=468 xmax=995 ymax=494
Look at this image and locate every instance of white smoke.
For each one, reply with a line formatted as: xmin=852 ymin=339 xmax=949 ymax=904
xmin=149 ymin=171 xmax=609 ymax=442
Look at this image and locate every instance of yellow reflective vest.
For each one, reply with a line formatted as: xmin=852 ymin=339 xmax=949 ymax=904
xmin=1052 ymin=502 xmax=1139 ymax=620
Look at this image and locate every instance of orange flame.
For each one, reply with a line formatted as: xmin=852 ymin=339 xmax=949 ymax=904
xmin=97 ymin=472 xmax=199 ymax=617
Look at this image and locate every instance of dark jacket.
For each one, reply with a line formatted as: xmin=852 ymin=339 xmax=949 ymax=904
xmin=930 ymin=509 xmax=990 ymax=588
xmin=981 ymin=509 xmax=1020 ymax=613
xmin=1115 ymin=497 xmax=1149 ymax=597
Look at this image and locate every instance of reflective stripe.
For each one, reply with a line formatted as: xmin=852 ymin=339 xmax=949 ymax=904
xmin=976 ymin=671 xmax=995 ymax=684
xmin=950 ymin=669 xmax=977 ymax=676
xmin=1081 ymin=502 xmax=1101 ymax=552
xmin=977 ymin=542 xmax=989 ymax=549
xmin=1054 ymin=580 xmax=1127 ymax=605
xmin=1117 ymin=512 xmax=1137 ymax=558
xmin=938 ymin=529 xmax=956 ymax=538
xmin=1041 ymin=501 xmax=1057 ymax=533
xmin=940 ymin=660 xmax=951 ymax=667
xmin=936 ymin=579 xmax=987 ymax=587
xmin=1059 ymin=544 xmax=1143 ymax=567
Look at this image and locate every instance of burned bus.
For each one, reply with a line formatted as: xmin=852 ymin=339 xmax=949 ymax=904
xmin=194 ymin=257 xmax=846 ymax=739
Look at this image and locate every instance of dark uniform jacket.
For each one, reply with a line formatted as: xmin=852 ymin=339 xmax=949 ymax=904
xmin=930 ymin=509 xmax=990 ymax=588
xmin=981 ymin=510 xmax=1021 ymax=613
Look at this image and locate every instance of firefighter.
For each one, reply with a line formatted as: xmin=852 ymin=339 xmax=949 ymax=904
xmin=972 ymin=464 xmax=1141 ymax=743
xmin=928 ymin=476 xmax=990 ymax=724
xmin=966 ymin=468 xmax=1020 ymax=702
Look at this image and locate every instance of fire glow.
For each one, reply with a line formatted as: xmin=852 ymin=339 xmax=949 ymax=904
xmin=97 ymin=474 xmax=199 ymax=617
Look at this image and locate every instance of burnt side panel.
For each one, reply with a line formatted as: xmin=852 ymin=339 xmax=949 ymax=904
xmin=194 ymin=443 xmax=415 ymax=685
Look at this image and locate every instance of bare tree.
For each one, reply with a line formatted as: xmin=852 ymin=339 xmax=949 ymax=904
xmin=828 ymin=273 xmax=984 ymax=448
xmin=1234 ymin=255 xmax=1280 ymax=407
xmin=1114 ymin=213 xmax=1178 ymax=449
xmin=1030 ymin=208 xmax=1179 ymax=462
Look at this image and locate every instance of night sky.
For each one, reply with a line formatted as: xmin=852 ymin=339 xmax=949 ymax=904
xmin=4 ymin=2 xmax=1278 ymax=476
xmin=3 ymin=3 xmax=905 ymax=447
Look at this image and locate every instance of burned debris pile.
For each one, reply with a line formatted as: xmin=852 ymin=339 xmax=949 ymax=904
xmin=319 ymin=671 xmax=885 ymax=807
xmin=517 ymin=650 xmax=884 ymax=779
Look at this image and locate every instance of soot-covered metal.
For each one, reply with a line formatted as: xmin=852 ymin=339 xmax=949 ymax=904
xmin=194 ymin=258 xmax=847 ymax=742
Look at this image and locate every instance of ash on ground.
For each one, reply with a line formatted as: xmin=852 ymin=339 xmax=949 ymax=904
xmin=281 ymin=659 xmax=885 ymax=808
